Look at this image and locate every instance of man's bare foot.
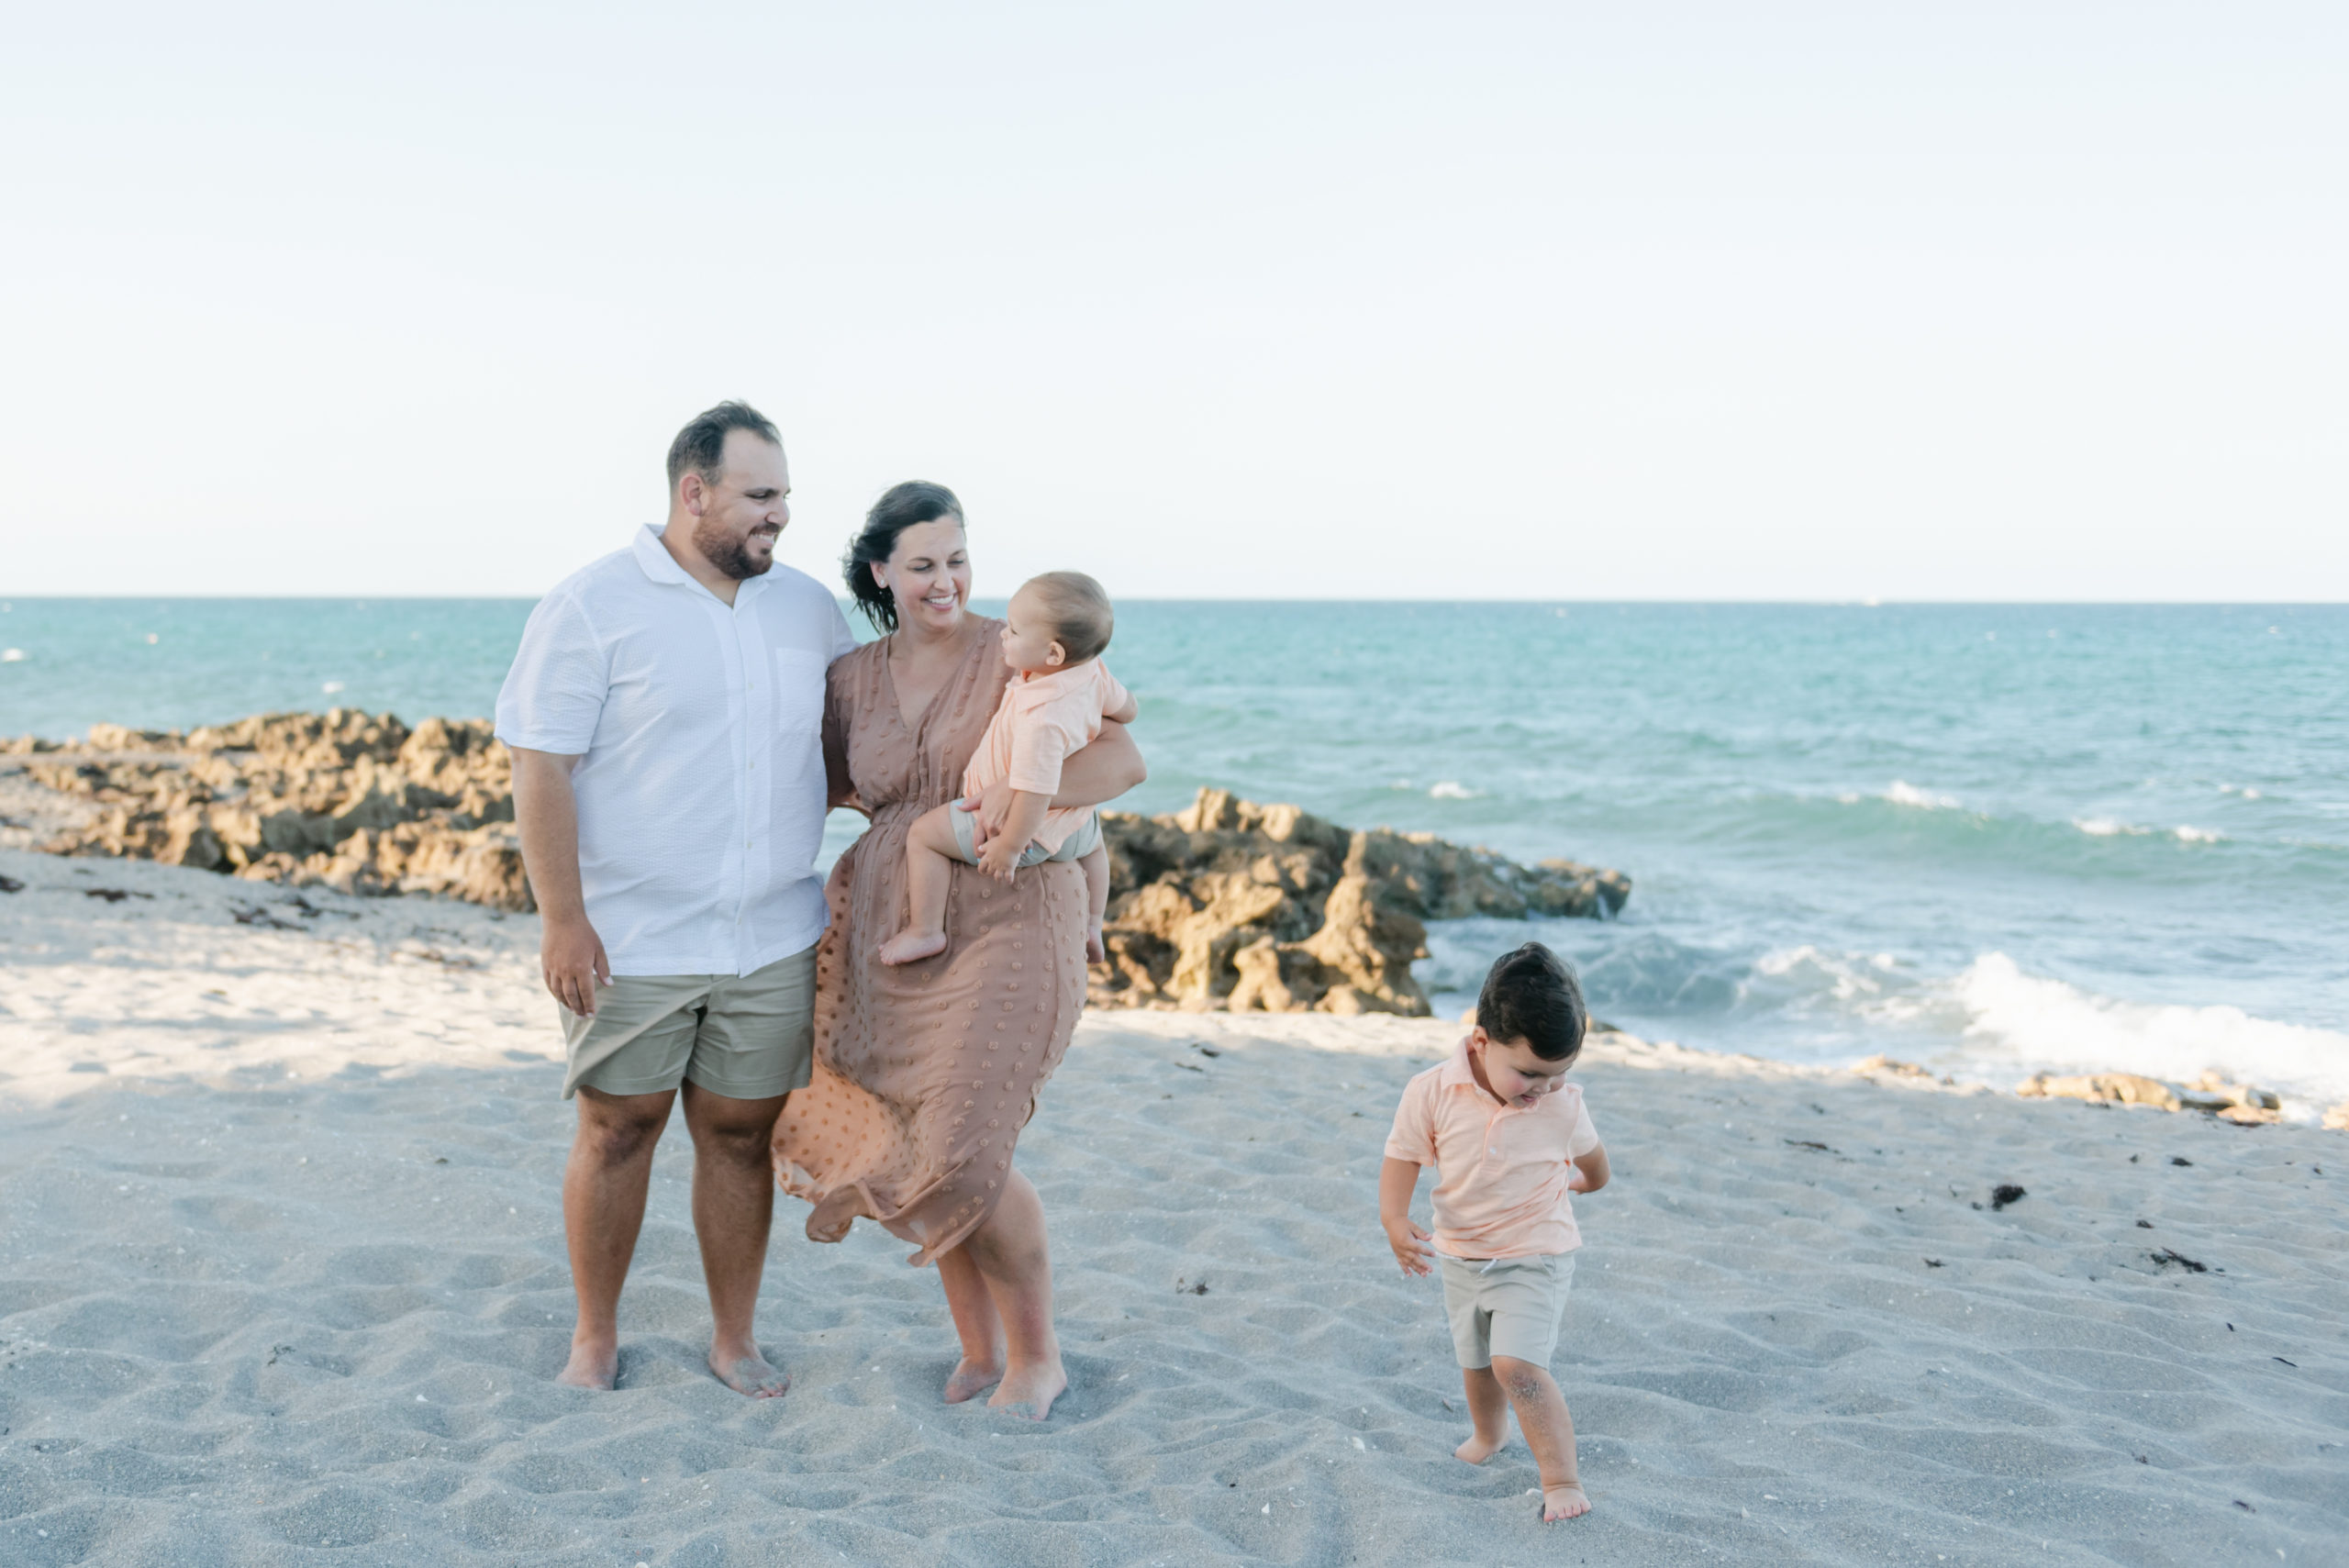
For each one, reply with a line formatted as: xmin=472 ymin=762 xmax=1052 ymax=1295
xmin=942 ymin=1354 xmax=1003 ymax=1404
xmin=707 ymin=1346 xmax=790 ymax=1398
xmin=986 ymin=1360 xmax=1067 ymax=1421
xmin=556 ymin=1338 xmax=618 ymax=1391
xmin=1542 ymin=1483 xmax=1591 ymax=1521
xmin=878 ymin=929 xmax=948 ymax=966
xmin=1454 ymin=1431 xmax=1508 ymax=1464
xmin=1085 ymin=928 xmax=1107 ymax=963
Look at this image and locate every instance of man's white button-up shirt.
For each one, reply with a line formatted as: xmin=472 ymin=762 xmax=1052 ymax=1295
xmin=495 ymin=525 xmax=859 ymax=977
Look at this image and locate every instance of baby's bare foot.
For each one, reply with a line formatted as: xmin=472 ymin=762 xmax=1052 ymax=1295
xmin=878 ymin=929 xmax=948 ymax=966
xmin=556 ymin=1338 xmax=618 ymax=1391
xmin=986 ymin=1360 xmax=1067 ymax=1421
xmin=942 ymin=1355 xmax=1002 ymax=1404
xmin=1454 ymin=1431 xmax=1508 ymax=1464
xmin=1085 ymin=928 xmax=1107 ymax=963
xmin=1542 ymin=1483 xmax=1591 ymax=1521
xmin=707 ymin=1347 xmax=790 ymax=1398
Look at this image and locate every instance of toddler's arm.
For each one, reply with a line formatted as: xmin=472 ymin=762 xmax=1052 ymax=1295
xmin=1567 ymin=1141 xmax=1610 ymax=1195
xmin=1378 ymin=1157 xmax=1437 ymax=1277
xmin=1104 ymin=691 xmax=1139 ymax=726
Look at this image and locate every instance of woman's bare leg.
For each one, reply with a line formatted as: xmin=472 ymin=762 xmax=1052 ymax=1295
xmin=963 ymin=1167 xmax=1065 ymax=1419
xmin=935 ymin=1242 xmax=1005 ymax=1402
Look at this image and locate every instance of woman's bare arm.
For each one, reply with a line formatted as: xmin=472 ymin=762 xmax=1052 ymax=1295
xmin=1051 ymin=719 xmax=1145 ymax=808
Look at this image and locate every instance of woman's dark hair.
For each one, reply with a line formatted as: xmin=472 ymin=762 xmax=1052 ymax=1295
xmin=842 ymin=481 xmax=964 ymax=632
xmin=1475 ymin=942 xmax=1588 ymax=1062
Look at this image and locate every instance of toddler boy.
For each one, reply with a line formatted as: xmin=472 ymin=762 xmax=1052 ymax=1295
xmin=1380 ymin=941 xmax=1611 ymax=1522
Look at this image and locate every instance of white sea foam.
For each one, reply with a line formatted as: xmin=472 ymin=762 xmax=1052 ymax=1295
xmin=1952 ymin=952 xmax=2349 ymax=1112
xmin=2172 ymin=825 xmax=2223 ymax=844
xmin=0 ymin=649 xmax=24 ymax=663
xmin=1883 ymin=780 xmax=1961 ymax=811
xmin=2073 ymin=817 xmax=2148 ymax=838
xmin=321 ymin=681 xmax=346 ymax=695
xmin=1428 ymin=781 xmax=1479 ymax=800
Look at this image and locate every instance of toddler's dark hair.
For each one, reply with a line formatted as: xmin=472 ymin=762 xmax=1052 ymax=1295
xmin=1475 ymin=942 xmax=1587 ymax=1062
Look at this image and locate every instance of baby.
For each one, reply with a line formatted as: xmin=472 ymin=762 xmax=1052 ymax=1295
xmin=878 ymin=571 xmax=1137 ymax=967
xmin=1380 ymin=941 xmax=1612 ymax=1523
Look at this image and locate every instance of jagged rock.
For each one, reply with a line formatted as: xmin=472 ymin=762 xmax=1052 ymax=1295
xmin=2176 ymin=1073 xmax=2281 ymax=1114
xmin=27 ymin=709 xmax=531 ymax=911
xmin=2016 ymin=1073 xmax=2183 ymax=1112
xmin=1092 ymin=786 xmax=1631 ymax=1017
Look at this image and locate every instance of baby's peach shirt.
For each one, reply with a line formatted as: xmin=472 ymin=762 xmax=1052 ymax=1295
xmin=1385 ymin=1036 xmax=1601 ymax=1259
xmin=963 ymin=659 xmax=1130 ymax=853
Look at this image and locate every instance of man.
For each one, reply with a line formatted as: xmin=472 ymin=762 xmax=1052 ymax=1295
xmin=496 ymin=401 xmax=855 ymax=1395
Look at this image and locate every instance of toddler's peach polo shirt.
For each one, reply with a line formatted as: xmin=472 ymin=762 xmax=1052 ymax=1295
xmin=1385 ymin=1036 xmax=1601 ymax=1259
xmin=963 ymin=659 xmax=1130 ymax=854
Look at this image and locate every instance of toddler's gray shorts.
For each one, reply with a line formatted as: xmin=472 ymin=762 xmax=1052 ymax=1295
xmin=1438 ymin=1251 xmax=1576 ymax=1369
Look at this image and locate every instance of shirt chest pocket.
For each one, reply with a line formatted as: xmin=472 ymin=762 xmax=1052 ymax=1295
xmin=770 ymin=649 xmax=828 ymax=736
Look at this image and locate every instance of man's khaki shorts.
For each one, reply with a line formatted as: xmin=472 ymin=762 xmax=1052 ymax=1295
xmin=559 ymin=944 xmax=817 ymax=1101
xmin=1438 ymin=1251 xmax=1577 ymax=1370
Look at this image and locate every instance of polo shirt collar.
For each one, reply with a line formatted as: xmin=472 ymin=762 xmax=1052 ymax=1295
xmin=1442 ymin=1035 xmax=1508 ymax=1106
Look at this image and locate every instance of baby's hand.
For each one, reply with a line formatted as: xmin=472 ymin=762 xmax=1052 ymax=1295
xmin=1383 ymin=1215 xmax=1436 ymax=1278
xmin=975 ymin=834 xmax=1020 ymax=883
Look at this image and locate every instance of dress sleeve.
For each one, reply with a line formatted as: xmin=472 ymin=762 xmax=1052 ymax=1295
xmin=1383 ymin=1074 xmax=1437 ymax=1165
xmin=493 ymin=591 xmax=607 ymax=755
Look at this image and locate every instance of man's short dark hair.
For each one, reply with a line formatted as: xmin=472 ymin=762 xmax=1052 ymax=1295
xmin=667 ymin=401 xmax=781 ymax=492
xmin=1475 ymin=942 xmax=1587 ymax=1062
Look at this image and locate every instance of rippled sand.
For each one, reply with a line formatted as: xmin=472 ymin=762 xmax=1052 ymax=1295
xmin=1 ymin=848 xmax=2341 ymax=1565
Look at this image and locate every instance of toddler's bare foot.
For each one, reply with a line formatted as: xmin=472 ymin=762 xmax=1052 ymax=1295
xmin=707 ymin=1346 xmax=790 ymax=1398
xmin=556 ymin=1337 xmax=618 ymax=1391
xmin=878 ymin=929 xmax=948 ymax=966
xmin=1085 ymin=927 xmax=1107 ymax=963
xmin=1542 ymin=1483 xmax=1591 ymax=1521
xmin=986 ymin=1359 xmax=1067 ymax=1421
xmin=1454 ymin=1431 xmax=1508 ymax=1464
xmin=942 ymin=1355 xmax=1002 ymax=1404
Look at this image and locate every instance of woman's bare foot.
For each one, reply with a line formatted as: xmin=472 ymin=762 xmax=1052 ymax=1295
xmin=1085 ymin=927 xmax=1107 ymax=963
xmin=1454 ymin=1430 xmax=1508 ymax=1464
xmin=707 ymin=1346 xmax=790 ymax=1398
xmin=1542 ymin=1483 xmax=1591 ymax=1521
xmin=943 ymin=1354 xmax=1003 ymax=1404
xmin=556 ymin=1337 xmax=618 ymax=1391
xmin=878 ymin=929 xmax=948 ymax=966
xmin=986 ymin=1359 xmax=1067 ymax=1421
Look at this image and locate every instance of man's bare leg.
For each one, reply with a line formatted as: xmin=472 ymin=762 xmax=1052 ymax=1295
xmin=1454 ymin=1363 xmax=1510 ymax=1462
xmin=1491 ymin=1354 xmax=1589 ymax=1520
xmin=879 ymin=806 xmax=963 ymax=965
xmin=559 ymin=1086 xmax=674 ymax=1389
xmin=936 ymin=1242 xmax=1006 ymax=1402
xmin=1077 ymin=841 xmax=1110 ymax=963
xmin=963 ymin=1168 xmax=1065 ymax=1419
xmin=680 ymin=1082 xmax=791 ymax=1396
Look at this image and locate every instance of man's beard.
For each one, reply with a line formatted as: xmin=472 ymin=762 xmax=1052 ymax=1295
xmin=696 ymin=519 xmax=775 ymax=581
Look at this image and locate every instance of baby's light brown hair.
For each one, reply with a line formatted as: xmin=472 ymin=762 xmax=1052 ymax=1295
xmin=1024 ymin=571 xmax=1114 ymax=664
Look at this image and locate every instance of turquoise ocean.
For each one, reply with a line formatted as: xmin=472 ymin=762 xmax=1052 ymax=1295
xmin=4 ymin=597 xmax=2343 ymax=1111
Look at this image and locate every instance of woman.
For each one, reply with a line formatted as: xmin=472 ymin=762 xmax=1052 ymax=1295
xmin=773 ymin=481 xmax=1144 ymax=1421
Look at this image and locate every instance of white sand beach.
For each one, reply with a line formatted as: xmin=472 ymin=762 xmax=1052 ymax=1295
xmin=2 ymin=847 xmax=2343 ymax=1566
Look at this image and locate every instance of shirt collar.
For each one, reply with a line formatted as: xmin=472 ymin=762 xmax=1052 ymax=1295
xmin=1442 ymin=1034 xmax=1505 ymax=1106
xmin=632 ymin=522 xmax=770 ymax=604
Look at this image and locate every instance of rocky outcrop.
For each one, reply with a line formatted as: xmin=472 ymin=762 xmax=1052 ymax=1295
xmin=1092 ymin=787 xmax=1631 ymax=1017
xmin=21 ymin=710 xmax=530 ymax=910
xmin=2017 ymin=1068 xmax=2288 ymax=1124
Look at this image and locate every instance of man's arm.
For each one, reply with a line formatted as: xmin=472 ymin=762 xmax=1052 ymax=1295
xmin=510 ymin=746 xmax=610 ymax=1015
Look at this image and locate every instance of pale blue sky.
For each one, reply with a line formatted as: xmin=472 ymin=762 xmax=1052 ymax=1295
xmin=3 ymin=3 xmax=2342 ymax=599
